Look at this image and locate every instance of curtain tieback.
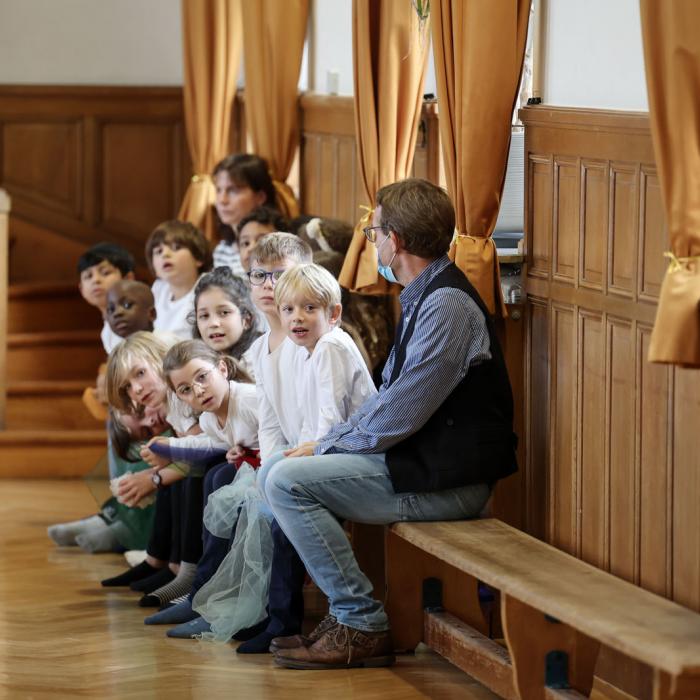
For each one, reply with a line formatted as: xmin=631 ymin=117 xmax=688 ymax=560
xmin=190 ymin=173 xmax=213 ymax=184
xmin=664 ymin=251 xmax=700 ymax=272
xmin=357 ymin=205 xmax=374 ymax=229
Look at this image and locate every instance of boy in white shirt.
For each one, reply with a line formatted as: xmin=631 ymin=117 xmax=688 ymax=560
xmin=78 ymin=241 xmax=136 ymax=354
xmin=146 ymin=220 xmax=212 ymax=340
xmin=275 ymin=263 xmax=376 ymax=444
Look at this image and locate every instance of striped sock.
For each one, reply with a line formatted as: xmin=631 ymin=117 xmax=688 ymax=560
xmin=141 ymin=562 xmax=197 ymax=607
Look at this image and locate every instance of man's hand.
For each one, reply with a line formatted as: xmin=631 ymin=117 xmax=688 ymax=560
xmin=117 ymin=470 xmax=156 ymax=507
xmin=140 ymin=437 xmax=170 ymax=469
xmin=283 ymin=441 xmax=319 ymax=458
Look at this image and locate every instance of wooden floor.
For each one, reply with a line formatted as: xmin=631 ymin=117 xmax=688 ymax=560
xmin=0 ymin=480 xmax=499 ymax=700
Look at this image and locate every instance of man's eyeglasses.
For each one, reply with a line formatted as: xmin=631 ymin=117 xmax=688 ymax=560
xmin=247 ymin=269 xmax=287 ymax=286
xmin=175 ymin=368 xmax=213 ymax=398
xmin=362 ymin=225 xmax=389 ymax=243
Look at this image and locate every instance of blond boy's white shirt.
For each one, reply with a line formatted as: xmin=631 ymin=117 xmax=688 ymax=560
xmin=151 ymin=277 xmax=198 ymax=340
xmin=167 ymin=381 xmax=259 ymax=452
xmin=250 ymin=332 xmax=305 ymax=462
xmin=296 ymin=326 xmax=377 ymax=444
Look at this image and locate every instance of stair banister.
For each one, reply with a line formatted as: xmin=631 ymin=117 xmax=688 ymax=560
xmin=0 ymin=189 xmax=9 ymax=429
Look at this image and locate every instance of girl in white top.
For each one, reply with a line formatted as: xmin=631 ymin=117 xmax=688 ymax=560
xmin=146 ymin=220 xmax=212 ymax=340
xmin=191 ymin=267 xmax=263 ymax=379
xmin=153 ymin=339 xmax=259 ymax=464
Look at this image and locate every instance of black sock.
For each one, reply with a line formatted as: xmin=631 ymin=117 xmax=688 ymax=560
xmin=130 ymin=567 xmax=175 ymax=593
xmin=232 ymin=617 xmax=271 ymax=642
xmin=236 ymin=630 xmax=277 ymax=654
xmin=101 ymin=561 xmax=159 ymax=587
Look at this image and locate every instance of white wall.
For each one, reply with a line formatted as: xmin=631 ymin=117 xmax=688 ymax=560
xmin=0 ymin=0 xmax=183 ymax=85
xmin=0 ymin=0 xmax=648 ymax=111
xmin=309 ymin=0 xmax=353 ymax=94
xmin=543 ymin=0 xmax=648 ymax=111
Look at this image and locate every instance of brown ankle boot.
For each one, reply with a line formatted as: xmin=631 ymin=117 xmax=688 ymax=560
xmin=269 ymin=614 xmax=338 ymax=653
xmin=272 ymin=623 xmax=395 ymax=670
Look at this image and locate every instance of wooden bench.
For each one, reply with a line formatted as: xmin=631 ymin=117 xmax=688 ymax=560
xmin=385 ymin=519 xmax=700 ymax=700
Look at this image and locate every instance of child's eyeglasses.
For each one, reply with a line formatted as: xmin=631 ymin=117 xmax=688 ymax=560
xmin=175 ymin=368 xmax=213 ymax=398
xmin=247 ymin=269 xmax=287 ymax=286
xmin=362 ymin=225 xmax=388 ymax=243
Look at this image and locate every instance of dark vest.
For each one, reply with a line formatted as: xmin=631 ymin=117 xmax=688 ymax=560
xmin=385 ymin=263 xmax=518 ymax=493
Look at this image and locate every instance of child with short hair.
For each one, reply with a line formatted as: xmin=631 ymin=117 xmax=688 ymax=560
xmin=246 ymin=233 xmax=314 ymax=461
xmin=237 ymin=206 xmax=290 ymax=272
xmin=146 ymin=220 xmax=212 ymax=340
xmin=78 ymin=241 xmax=135 ymax=353
xmin=212 ymin=154 xmax=279 ymax=275
xmin=274 ymin=263 xmax=376 ymax=443
xmin=104 ymin=280 xmax=156 ymax=338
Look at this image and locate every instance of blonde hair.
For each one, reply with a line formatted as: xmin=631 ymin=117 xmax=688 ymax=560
xmin=106 ymin=331 xmax=172 ymax=413
xmin=274 ymin=263 xmax=342 ymax=310
xmin=162 ymin=339 xmax=253 ymax=390
xmin=249 ymin=232 xmax=312 ymax=268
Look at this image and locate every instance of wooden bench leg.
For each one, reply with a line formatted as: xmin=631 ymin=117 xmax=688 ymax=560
xmin=654 ymin=670 xmax=700 ymax=700
xmin=501 ymin=594 xmax=600 ymax=700
xmin=385 ymin=527 xmax=486 ymax=651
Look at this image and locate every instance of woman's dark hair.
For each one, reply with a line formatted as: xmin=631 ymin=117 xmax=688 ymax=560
xmin=213 ymin=154 xmax=278 ymax=244
xmin=189 ymin=266 xmax=262 ymax=358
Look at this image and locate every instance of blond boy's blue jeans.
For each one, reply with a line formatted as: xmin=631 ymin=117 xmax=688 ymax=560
xmin=259 ymin=451 xmax=490 ymax=633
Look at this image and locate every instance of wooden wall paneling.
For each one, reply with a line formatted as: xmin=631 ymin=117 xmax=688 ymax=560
xmin=608 ymin=162 xmax=639 ymax=298
xmin=606 ymin=316 xmax=638 ymax=583
xmin=1 ymin=119 xmax=83 ymax=218
xmin=300 ymin=133 xmax=322 ymax=217
xmin=552 ymin=157 xmax=579 ymax=283
xmin=577 ymin=309 xmax=607 ymax=567
xmin=98 ymin=119 xmax=184 ymax=239
xmin=579 ymin=160 xmax=608 ymax=291
xmin=637 ymin=325 xmax=672 ymax=598
xmin=638 ymin=166 xmax=667 ymax=302
xmin=525 ymin=297 xmax=550 ymax=539
xmin=549 ymin=302 xmax=577 ymax=553
xmin=335 ymin=137 xmax=358 ymax=224
xmin=528 ymin=155 xmax=553 ymax=279
xmin=671 ymin=366 xmax=700 ymax=611
xmin=0 ymin=86 xmax=190 ymax=274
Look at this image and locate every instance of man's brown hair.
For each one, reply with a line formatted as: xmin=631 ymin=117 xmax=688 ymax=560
xmin=376 ymin=178 xmax=455 ymax=259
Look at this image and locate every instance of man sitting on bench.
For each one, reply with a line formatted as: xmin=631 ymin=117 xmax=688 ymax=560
xmin=258 ymin=177 xmax=519 ymax=670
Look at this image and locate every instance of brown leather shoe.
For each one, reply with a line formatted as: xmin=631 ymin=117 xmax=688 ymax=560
xmin=269 ymin=614 xmax=338 ymax=653
xmin=273 ymin=623 xmax=395 ymax=670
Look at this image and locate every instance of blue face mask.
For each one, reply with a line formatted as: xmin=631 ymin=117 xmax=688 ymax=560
xmin=376 ymin=235 xmax=398 ymax=284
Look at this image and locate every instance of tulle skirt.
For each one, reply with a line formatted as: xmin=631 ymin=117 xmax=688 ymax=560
xmin=192 ymin=463 xmax=273 ymax=641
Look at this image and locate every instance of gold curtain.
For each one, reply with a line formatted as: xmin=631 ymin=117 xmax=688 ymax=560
xmin=178 ymin=0 xmax=242 ymax=241
xmin=431 ymin=0 xmax=530 ymax=315
xmin=338 ymin=0 xmax=430 ymax=294
xmin=241 ymin=0 xmax=308 ymax=220
xmin=640 ymin=1 xmax=700 ymax=366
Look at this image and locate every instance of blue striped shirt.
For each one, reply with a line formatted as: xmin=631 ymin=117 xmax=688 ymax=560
xmin=316 ymin=255 xmax=491 ymax=455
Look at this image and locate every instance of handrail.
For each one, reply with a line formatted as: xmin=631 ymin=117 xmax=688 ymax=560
xmin=0 ymin=189 xmax=10 ymax=429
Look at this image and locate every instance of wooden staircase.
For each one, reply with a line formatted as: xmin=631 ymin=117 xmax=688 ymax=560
xmin=1 ymin=282 xmax=108 ymax=477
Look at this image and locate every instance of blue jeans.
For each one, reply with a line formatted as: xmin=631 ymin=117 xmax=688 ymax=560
xmin=260 ymin=452 xmax=490 ymax=633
